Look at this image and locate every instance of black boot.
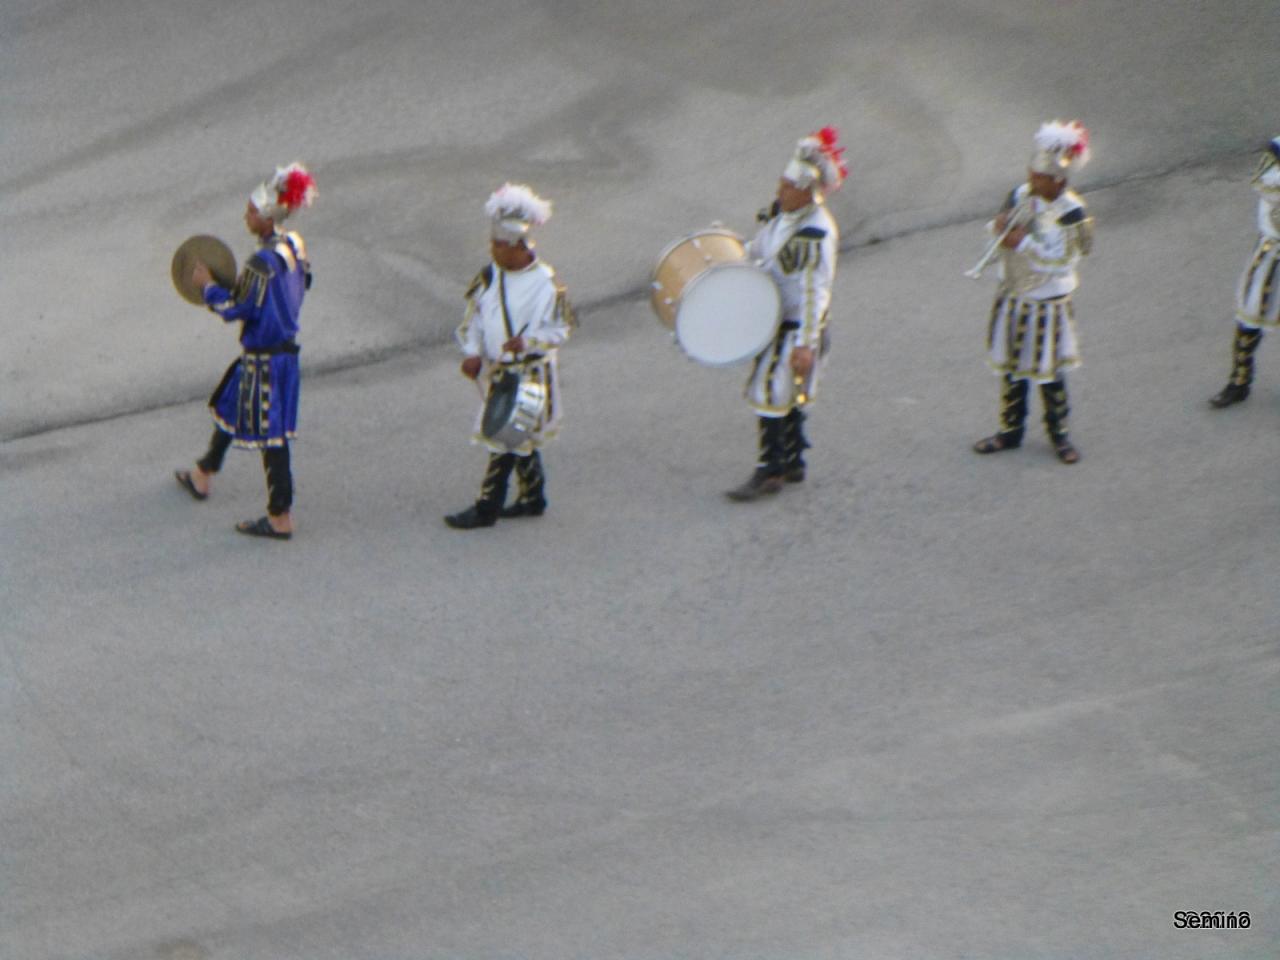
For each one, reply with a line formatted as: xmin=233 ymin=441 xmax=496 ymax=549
xmin=445 ymin=453 xmax=514 ymax=529
xmin=726 ymin=469 xmax=785 ymax=501
xmin=501 ymin=451 xmax=547 ymax=518
xmin=974 ymin=375 xmax=1027 ymax=454
xmin=444 ymin=504 xmax=498 ymax=529
xmin=1210 ymin=324 xmax=1261 ymax=408
xmin=727 ymin=417 xmax=786 ymax=501
xmin=1209 ymin=383 xmax=1251 ymax=408
xmin=1040 ymin=380 xmax=1079 ymax=464
xmin=782 ymin=408 xmax=809 ymax=483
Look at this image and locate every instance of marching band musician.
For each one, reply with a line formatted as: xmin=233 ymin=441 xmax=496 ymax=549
xmin=444 ymin=184 xmax=574 ymax=530
xmin=727 ymin=127 xmax=846 ymax=502
xmin=972 ymin=121 xmax=1093 ymax=464
xmin=1208 ymin=135 xmax=1280 ymax=408
xmin=174 ymin=163 xmax=317 ymax=539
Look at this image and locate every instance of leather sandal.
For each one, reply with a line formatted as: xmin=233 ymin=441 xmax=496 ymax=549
xmin=1053 ymin=440 xmax=1081 ymax=464
xmin=174 ymin=470 xmax=208 ymax=501
xmin=972 ymin=435 xmax=1020 ymax=454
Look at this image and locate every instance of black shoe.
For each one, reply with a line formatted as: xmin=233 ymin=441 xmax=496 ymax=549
xmin=499 ymin=500 xmax=546 ymax=519
xmin=1209 ymin=384 xmax=1250 ymax=408
xmin=784 ymin=465 xmax=806 ymax=484
xmin=726 ymin=471 xmax=785 ymax=502
xmin=444 ymin=505 xmax=497 ymax=529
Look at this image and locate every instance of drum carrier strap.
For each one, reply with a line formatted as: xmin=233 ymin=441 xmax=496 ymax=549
xmin=497 ymin=271 xmax=515 ymax=341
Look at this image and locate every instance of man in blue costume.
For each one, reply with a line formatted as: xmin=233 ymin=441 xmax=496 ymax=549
xmin=174 ymin=163 xmax=317 ymax=539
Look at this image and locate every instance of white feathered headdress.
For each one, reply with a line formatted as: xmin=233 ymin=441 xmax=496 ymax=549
xmin=486 ymin=183 xmax=552 ymax=242
xmin=782 ymin=126 xmax=849 ymax=193
xmin=1029 ymin=121 xmax=1091 ymax=179
xmin=249 ymin=162 xmax=318 ymax=222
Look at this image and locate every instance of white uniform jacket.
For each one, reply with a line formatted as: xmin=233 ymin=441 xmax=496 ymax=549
xmin=456 ymin=257 xmax=572 ymax=453
xmin=743 ymin=201 xmax=839 ymax=415
xmin=1236 ymin=164 xmax=1280 ymax=328
xmin=996 ymin=184 xmax=1092 ymax=300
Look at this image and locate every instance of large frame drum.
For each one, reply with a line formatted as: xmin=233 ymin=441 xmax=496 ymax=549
xmin=650 ymin=229 xmax=780 ymax=367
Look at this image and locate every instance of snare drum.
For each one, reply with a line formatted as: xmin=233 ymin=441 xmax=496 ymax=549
xmin=481 ymin=369 xmax=548 ymax=451
xmin=650 ymin=229 xmax=781 ymax=367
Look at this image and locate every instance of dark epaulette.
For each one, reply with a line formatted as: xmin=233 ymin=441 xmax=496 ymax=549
xmin=465 ymin=264 xmax=494 ymax=299
xmin=794 ymin=226 xmax=827 ymax=239
xmin=1003 ymin=186 xmax=1021 ymax=210
xmin=1057 ymin=206 xmax=1086 ymax=226
xmin=246 ymin=250 xmax=275 ymax=277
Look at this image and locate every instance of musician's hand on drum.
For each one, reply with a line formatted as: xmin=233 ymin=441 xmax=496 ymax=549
xmin=1001 ymin=225 xmax=1028 ymax=249
xmin=191 ymin=260 xmax=213 ymax=289
xmin=461 ymin=356 xmax=483 ymax=380
xmin=790 ymin=345 xmax=815 ymax=377
xmin=502 ymin=335 xmax=526 ymax=355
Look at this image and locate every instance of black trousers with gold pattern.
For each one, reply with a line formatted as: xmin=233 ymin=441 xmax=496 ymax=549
xmin=996 ymin=375 xmax=1071 ymax=446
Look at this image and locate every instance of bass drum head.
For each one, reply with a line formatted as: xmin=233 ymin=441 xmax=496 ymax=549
xmin=675 ymin=263 xmax=780 ymax=367
xmin=481 ymin=372 xmax=519 ymax=439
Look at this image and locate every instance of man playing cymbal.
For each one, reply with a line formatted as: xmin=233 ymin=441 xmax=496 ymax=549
xmin=174 ymin=163 xmax=316 ymax=539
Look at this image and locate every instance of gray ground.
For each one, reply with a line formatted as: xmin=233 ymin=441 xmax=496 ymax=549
xmin=1 ymin=2 xmax=1277 ymax=959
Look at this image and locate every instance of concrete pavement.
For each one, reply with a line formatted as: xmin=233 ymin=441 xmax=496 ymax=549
xmin=2 ymin=2 xmax=1277 ymax=958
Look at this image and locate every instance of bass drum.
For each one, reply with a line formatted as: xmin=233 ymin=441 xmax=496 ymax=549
xmin=650 ymin=229 xmax=780 ymax=367
xmin=481 ymin=369 xmax=547 ymax=451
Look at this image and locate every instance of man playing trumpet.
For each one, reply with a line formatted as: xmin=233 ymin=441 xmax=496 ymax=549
xmin=972 ymin=121 xmax=1093 ymax=464
xmin=727 ymin=127 xmax=846 ymax=501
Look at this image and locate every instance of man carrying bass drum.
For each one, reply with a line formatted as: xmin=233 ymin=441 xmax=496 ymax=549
xmin=728 ymin=127 xmax=846 ymax=502
xmin=444 ymin=183 xmax=574 ymax=530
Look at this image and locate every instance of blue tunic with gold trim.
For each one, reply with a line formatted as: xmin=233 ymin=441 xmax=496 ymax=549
xmin=203 ymin=231 xmax=310 ymax=448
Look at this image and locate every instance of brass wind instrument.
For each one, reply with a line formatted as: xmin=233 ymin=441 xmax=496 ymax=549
xmin=964 ymin=193 xmax=1034 ymax=280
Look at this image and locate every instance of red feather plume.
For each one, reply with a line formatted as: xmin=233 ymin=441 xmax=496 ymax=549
xmin=1069 ymin=123 xmax=1090 ymax=157
xmin=814 ymin=125 xmax=849 ymax=181
xmin=278 ymin=167 xmax=317 ymax=211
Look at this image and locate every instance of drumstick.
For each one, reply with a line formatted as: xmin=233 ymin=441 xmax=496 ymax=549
xmin=503 ymin=322 xmax=531 ymax=361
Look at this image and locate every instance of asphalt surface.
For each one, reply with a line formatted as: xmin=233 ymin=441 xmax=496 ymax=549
xmin=2 ymin=2 xmax=1278 ymax=959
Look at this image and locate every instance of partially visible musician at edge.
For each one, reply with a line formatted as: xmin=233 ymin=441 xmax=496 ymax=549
xmin=174 ymin=163 xmax=317 ymax=540
xmin=727 ymin=127 xmax=846 ymax=502
xmin=972 ymin=121 xmax=1093 ymax=465
xmin=1207 ymin=135 xmax=1280 ymax=409
xmin=444 ymin=183 xmax=573 ymax=530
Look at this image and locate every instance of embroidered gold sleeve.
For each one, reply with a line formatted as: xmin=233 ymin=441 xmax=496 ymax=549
xmin=464 ymin=268 xmax=491 ymax=302
xmin=555 ymin=285 xmax=576 ymax=329
xmin=778 ymin=236 xmax=822 ymax=275
xmin=234 ymin=259 xmax=271 ymax=308
xmin=1073 ymin=216 xmax=1095 ymax=257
